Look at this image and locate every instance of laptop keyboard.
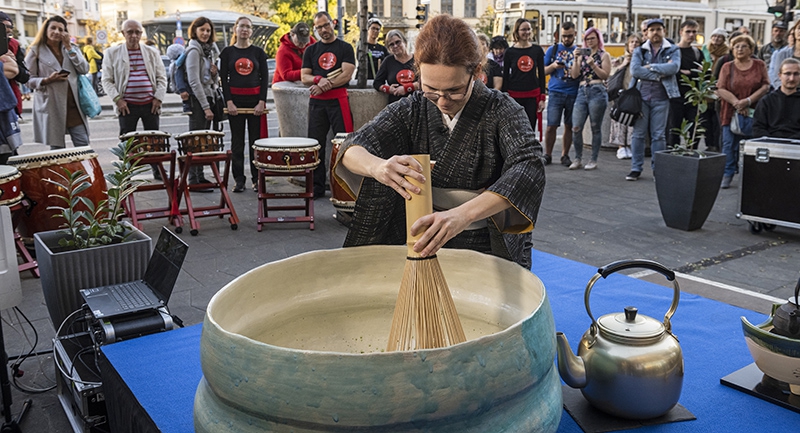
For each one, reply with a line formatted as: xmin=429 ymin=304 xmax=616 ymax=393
xmin=113 ymin=283 xmax=150 ymax=310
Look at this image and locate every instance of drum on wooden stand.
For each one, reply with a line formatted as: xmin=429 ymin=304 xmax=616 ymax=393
xmin=8 ymin=148 xmax=107 ymax=238
xmin=330 ymin=133 xmax=356 ymax=223
xmin=0 ymin=165 xmax=24 ymax=207
xmin=119 ymin=130 xmax=172 ymax=153
xmin=174 ymin=130 xmax=226 ymax=155
xmin=252 ymin=138 xmax=320 ymax=172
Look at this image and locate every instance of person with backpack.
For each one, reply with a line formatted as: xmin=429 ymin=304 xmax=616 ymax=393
xmin=82 ymin=37 xmax=102 ymax=97
xmin=542 ymin=21 xmax=579 ymax=166
xmin=185 ymin=16 xmax=221 ymax=186
xmin=668 ymin=20 xmax=704 ymax=149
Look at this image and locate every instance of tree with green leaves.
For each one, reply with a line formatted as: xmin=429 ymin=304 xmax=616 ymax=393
xmin=477 ymin=6 xmax=496 ymax=37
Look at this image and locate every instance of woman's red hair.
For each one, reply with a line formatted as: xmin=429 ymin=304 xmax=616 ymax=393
xmin=415 ymin=15 xmax=483 ymax=76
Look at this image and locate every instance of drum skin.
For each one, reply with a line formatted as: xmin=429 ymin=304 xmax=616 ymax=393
xmin=330 ymin=134 xmax=355 ymax=212
xmin=194 ymin=246 xmax=562 ymax=433
xmin=8 ymin=148 xmax=107 ymax=238
xmin=175 ymin=130 xmax=225 ymax=155
xmin=252 ymin=138 xmax=320 ymax=172
xmin=119 ymin=130 xmax=172 ymax=153
xmin=0 ymin=165 xmax=24 ymax=206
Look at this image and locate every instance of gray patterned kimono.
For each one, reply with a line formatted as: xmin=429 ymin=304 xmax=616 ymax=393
xmin=334 ymin=80 xmax=545 ymax=268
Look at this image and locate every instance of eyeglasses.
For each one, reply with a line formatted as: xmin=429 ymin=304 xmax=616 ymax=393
xmin=684 ymin=30 xmax=698 ymax=34
xmin=562 ymin=34 xmax=575 ymax=39
xmin=2 ymin=22 xmax=13 ymax=30
xmin=124 ymin=29 xmax=142 ymax=35
xmin=387 ymin=40 xmax=403 ymax=48
xmin=314 ymin=22 xmax=332 ymax=31
xmin=585 ymin=36 xmax=598 ymax=41
xmin=422 ymin=79 xmax=472 ymax=102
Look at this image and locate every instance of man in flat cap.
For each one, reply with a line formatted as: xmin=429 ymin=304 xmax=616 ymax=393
xmin=759 ymin=20 xmax=789 ymax=73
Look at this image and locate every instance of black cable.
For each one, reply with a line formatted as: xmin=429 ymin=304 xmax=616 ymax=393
xmin=8 ymin=306 xmax=57 ymax=394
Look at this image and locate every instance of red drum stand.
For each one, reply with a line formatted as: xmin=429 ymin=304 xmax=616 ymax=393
xmin=175 ymin=151 xmax=240 ymax=236
xmin=122 ymin=151 xmax=180 ymax=230
xmin=9 ymin=199 xmax=38 ymax=278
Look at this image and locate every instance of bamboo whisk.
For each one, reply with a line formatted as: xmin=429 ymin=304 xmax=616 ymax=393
xmin=386 ymin=154 xmax=466 ymax=351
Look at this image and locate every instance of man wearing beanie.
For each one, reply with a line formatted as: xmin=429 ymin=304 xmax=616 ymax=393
xmin=273 ymin=21 xmax=315 ymax=84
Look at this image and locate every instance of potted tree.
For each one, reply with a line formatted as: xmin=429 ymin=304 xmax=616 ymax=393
xmin=34 ymin=139 xmax=153 ymax=329
xmin=655 ymin=59 xmax=726 ymax=231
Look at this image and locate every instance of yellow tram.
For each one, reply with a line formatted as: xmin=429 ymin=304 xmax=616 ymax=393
xmin=493 ymin=0 xmax=776 ymax=57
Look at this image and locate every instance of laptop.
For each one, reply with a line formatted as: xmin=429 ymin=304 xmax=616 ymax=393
xmin=81 ymin=227 xmax=189 ymax=319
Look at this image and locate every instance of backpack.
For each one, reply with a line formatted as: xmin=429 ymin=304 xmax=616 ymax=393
xmin=173 ymin=50 xmax=190 ymax=95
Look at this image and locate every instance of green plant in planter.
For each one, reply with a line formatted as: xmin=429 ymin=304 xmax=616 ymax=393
xmin=45 ymin=138 xmax=148 ymax=249
xmin=671 ymin=58 xmax=718 ymax=156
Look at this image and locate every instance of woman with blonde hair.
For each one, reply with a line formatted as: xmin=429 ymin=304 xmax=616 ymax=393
xmin=717 ymin=34 xmax=769 ymax=189
xmin=502 ymin=18 xmax=546 ymax=134
xmin=25 ymin=15 xmax=90 ymax=149
xmin=373 ymin=29 xmax=418 ymax=104
xmin=220 ymin=16 xmax=270 ymax=192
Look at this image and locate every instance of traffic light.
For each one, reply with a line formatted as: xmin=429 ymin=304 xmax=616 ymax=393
xmin=768 ymin=0 xmax=794 ymax=22
xmin=343 ymin=19 xmax=350 ymax=34
xmin=416 ymin=4 xmax=427 ymax=29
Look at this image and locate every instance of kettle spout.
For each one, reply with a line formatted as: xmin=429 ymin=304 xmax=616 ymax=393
xmin=556 ymin=332 xmax=587 ymax=388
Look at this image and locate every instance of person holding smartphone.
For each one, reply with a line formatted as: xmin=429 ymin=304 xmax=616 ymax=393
xmin=25 ymin=15 xmax=90 ymax=149
xmin=543 ymin=21 xmax=579 ymax=167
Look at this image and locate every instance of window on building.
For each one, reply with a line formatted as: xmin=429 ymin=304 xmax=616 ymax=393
xmin=582 ymin=12 xmax=609 ymax=43
xmin=373 ymin=0 xmax=383 ymax=17
xmin=750 ymin=20 xmax=766 ymax=47
xmin=391 ymin=0 xmax=402 ymax=17
xmin=465 ymin=0 xmax=477 ymax=18
xmin=441 ymin=0 xmax=453 ymax=16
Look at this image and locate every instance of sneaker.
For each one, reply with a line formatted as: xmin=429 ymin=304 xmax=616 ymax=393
xmin=543 ymin=154 xmax=552 ymax=166
xmin=560 ymin=155 xmax=572 ymax=167
xmin=625 ymin=171 xmax=641 ymax=181
xmin=584 ymin=161 xmax=598 ymax=170
xmin=616 ymin=147 xmax=627 ymax=160
xmin=720 ymin=175 xmax=732 ymax=189
xmin=568 ymin=159 xmax=583 ymax=170
xmin=233 ymin=181 xmax=245 ymax=193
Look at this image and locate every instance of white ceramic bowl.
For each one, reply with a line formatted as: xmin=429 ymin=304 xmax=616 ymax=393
xmin=194 ymin=245 xmax=562 ymax=432
xmin=742 ymin=310 xmax=800 ymax=395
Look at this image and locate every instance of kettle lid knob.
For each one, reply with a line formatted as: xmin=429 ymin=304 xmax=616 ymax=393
xmin=624 ymin=306 xmax=638 ymax=322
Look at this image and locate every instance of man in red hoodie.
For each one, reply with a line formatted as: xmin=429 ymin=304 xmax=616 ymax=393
xmin=273 ymin=22 xmax=314 ymax=83
xmin=0 ymin=11 xmax=29 ymax=118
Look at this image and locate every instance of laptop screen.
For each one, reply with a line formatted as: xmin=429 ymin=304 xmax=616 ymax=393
xmin=142 ymin=227 xmax=189 ymax=303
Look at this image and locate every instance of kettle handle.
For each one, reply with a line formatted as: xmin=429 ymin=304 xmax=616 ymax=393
xmin=585 ymin=259 xmax=681 ymax=335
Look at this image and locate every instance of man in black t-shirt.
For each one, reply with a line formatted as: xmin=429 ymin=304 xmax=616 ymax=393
xmin=357 ymin=18 xmax=388 ymax=81
xmin=668 ymin=20 xmax=703 ymax=149
xmin=302 ymin=11 xmax=356 ymax=198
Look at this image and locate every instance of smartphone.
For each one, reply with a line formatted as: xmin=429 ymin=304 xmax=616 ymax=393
xmin=0 ymin=23 xmax=7 ymax=55
xmin=580 ymin=48 xmax=592 ymax=56
xmin=556 ymin=61 xmax=565 ymax=66
xmin=58 ymin=69 xmax=70 ymax=76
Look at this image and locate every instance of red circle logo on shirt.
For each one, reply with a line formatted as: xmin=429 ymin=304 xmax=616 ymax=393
xmin=396 ymin=69 xmax=415 ymax=85
xmin=517 ymin=56 xmax=533 ymax=73
xmin=235 ymin=58 xmax=254 ymax=76
xmin=318 ymin=52 xmax=337 ymax=70
xmin=479 ymin=73 xmax=488 ymax=84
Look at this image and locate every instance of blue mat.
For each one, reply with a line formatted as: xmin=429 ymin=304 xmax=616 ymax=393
xmin=101 ymin=250 xmax=800 ymax=432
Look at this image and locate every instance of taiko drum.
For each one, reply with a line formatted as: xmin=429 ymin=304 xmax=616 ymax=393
xmin=252 ymin=137 xmax=320 ymax=172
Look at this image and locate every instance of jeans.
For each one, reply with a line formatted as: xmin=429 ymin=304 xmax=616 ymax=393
xmin=546 ymin=91 xmax=576 ymax=127
xmin=721 ymin=125 xmax=745 ymax=177
xmin=630 ymin=98 xmax=670 ymax=173
xmin=571 ymin=84 xmax=607 ymax=162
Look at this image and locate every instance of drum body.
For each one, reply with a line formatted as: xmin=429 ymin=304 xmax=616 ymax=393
xmin=0 ymin=165 xmax=23 ymax=206
xmin=120 ymin=130 xmax=172 ymax=153
xmin=175 ymin=130 xmax=226 ymax=155
xmin=330 ymin=133 xmax=356 ymax=213
xmin=8 ymin=148 xmax=107 ymax=238
xmin=253 ymin=138 xmax=320 ymax=173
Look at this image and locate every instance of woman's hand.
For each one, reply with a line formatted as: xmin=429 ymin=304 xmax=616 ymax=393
xmin=370 ymin=155 xmax=425 ymax=200
xmin=253 ymin=100 xmax=266 ymax=116
xmin=43 ymin=71 xmax=68 ymax=85
xmin=537 ymin=99 xmax=545 ymax=112
xmin=226 ymin=100 xmax=238 ymax=116
xmin=60 ymin=32 xmax=71 ymax=48
xmin=409 ymin=209 xmax=472 ymax=257
xmin=210 ymin=64 xmax=218 ymax=76
xmin=732 ymin=98 xmax=750 ymax=112
xmin=204 ymin=108 xmax=214 ymax=121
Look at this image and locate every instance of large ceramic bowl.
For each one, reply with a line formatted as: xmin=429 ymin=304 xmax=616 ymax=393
xmin=194 ymin=245 xmax=561 ymax=432
xmin=742 ymin=305 xmax=800 ymax=394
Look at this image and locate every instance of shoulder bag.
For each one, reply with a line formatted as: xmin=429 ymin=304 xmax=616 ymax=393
xmin=606 ymin=64 xmax=627 ymax=101
xmin=78 ymin=73 xmax=102 ymax=118
xmin=727 ymin=63 xmax=753 ymax=137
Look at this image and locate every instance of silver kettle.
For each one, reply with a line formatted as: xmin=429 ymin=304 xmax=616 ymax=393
xmin=556 ymin=259 xmax=684 ymax=419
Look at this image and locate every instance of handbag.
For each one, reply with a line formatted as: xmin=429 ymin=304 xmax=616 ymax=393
xmin=730 ymin=112 xmax=753 ymax=137
xmin=78 ymin=74 xmax=102 ymax=118
xmin=606 ymin=65 xmax=627 ymax=101
xmin=609 ymin=84 xmax=642 ymax=127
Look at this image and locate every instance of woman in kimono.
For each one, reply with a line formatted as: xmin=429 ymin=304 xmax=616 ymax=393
xmin=25 ymin=15 xmax=90 ymax=149
xmin=333 ymin=14 xmax=545 ymax=269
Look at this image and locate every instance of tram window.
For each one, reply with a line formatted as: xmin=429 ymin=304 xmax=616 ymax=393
xmin=546 ymin=13 xmax=561 ymax=45
xmin=686 ymin=16 xmax=705 ymax=45
xmin=663 ymin=15 xmax=682 ymax=42
xmin=725 ymin=18 xmax=743 ymax=33
xmin=610 ymin=13 xmax=628 ymax=44
xmin=583 ymin=12 xmax=610 ymax=43
xmin=751 ymin=20 xmax=766 ymax=47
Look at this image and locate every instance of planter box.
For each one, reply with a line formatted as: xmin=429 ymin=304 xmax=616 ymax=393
xmin=34 ymin=225 xmax=152 ymax=329
xmin=654 ymin=151 xmax=726 ymax=231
